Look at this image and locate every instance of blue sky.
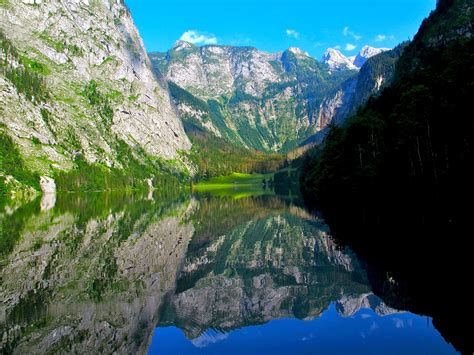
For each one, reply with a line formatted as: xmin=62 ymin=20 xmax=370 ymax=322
xmin=125 ymin=0 xmax=437 ymax=58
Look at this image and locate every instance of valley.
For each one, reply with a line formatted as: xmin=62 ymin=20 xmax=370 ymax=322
xmin=0 ymin=0 xmax=472 ymax=353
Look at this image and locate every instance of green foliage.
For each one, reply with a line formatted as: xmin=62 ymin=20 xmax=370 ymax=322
xmin=54 ymin=152 xmax=183 ymax=193
xmin=40 ymin=107 xmax=55 ymax=135
xmin=192 ymin=172 xmax=274 ymax=198
xmin=0 ymin=132 xmax=40 ymax=196
xmin=20 ymin=56 xmax=51 ymax=75
xmin=187 ymin=131 xmax=286 ymax=181
xmin=0 ymin=198 xmax=40 ymax=262
xmin=82 ymin=80 xmax=114 ymax=126
xmin=0 ymin=30 xmax=49 ymax=103
xmin=37 ymin=32 xmax=81 ymax=56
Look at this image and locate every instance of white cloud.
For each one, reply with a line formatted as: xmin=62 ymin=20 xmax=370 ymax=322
xmin=286 ymin=29 xmax=300 ymax=39
xmin=345 ymin=43 xmax=357 ymax=51
xmin=334 ymin=45 xmax=342 ymax=50
xmin=375 ymin=34 xmax=395 ymax=42
xmin=343 ymin=26 xmax=362 ymax=41
xmin=180 ymin=30 xmax=217 ymax=45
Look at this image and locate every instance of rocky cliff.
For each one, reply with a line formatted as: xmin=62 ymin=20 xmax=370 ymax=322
xmin=151 ymin=42 xmax=394 ymax=152
xmin=151 ymin=43 xmax=357 ymax=152
xmin=0 ymin=0 xmax=190 ymax=186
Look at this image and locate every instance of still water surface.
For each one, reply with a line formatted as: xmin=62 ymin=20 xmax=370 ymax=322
xmin=0 ymin=190 xmax=458 ymax=354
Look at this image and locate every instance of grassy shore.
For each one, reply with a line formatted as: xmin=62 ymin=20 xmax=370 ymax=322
xmin=192 ymin=173 xmax=274 ymax=198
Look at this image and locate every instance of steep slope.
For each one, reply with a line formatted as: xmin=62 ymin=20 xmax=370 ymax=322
xmin=303 ymin=44 xmax=406 ymax=145
xmin=0 ymin=0 xmax=190 ymax=195
xmin=150 ymin=43 xmax=355 ymax=152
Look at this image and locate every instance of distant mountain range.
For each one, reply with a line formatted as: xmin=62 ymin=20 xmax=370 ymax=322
xmin=150 ymin=43 xmax=396 ymax=152
xmin=321 ymin=46 xmax=390 ymax=71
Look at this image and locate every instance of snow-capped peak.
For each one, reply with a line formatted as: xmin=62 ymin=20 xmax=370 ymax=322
xmin=288 ymin=47 xmax=309 ymax=57
xmin=321 ymin=48 xmax=358 ymax=72
xmin=352 ymin=45 xmax=390 ymax=68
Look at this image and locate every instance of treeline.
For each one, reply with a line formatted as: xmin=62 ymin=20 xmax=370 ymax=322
xmin=55 ymin=148 xmax=184 ymax=193
xmin=188 ymin=131 xmax=286 ymax=180
xmin=0 ymin=131 xmax=39 ymax=198
xmin=0 ymin=31 xmax=48 ymax=103
xmin=301 ymin=30 xmax=474 ymax=226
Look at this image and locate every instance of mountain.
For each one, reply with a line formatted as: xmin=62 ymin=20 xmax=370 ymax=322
xmin=321 ymin=48 xmax=358 ymax=71
xmin=0 ymin=0 xmax=190 ymax=198
xmin=321 ymin=46 xmax=390 ymax=71
xmin=353 ymin=45 xmax=390 ymax=67
xmin=151 ymin=43 xmax=357 ymax=152
xmin=303 ymin=44 xmax=406 ymax=145
xmin=150 ymin=43 xmax=393 ymax=153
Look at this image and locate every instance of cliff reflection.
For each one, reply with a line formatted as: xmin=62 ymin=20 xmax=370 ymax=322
xmin=1 ymin=193 xmax=400 ymax=354
xmin=158 ymin=195 xmax=395 ymax=340
xmin=1 ymin=191 xmax=194 ymax=354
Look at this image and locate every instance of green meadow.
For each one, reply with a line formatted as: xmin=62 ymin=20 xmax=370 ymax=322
xmin=192 ymin=173 xmax=274 ymax=198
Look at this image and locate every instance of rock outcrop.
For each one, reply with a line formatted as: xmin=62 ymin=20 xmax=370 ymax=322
xmin=0 ymin=0 xmax=190 ymax=178
xmin=152 ymin=41 xmax=395 ymax=152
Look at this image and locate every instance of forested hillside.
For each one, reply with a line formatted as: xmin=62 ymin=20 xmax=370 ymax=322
xmin=300 ymin=2 xmax=473 ymax=352
xmin=301 ymin=0 xmax=473 ymax=226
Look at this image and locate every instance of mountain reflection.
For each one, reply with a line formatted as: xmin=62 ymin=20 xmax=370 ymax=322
xmin=158 ymin=195 xmax=394 ymax=340
xmin=0 ymin=192 xmax=418 ymax=354
xmin=1 ymin=191 xmax=194 ymax=354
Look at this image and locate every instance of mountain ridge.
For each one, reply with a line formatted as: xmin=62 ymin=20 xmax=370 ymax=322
xmin=150 ymin=42 xmax=392 ymax=153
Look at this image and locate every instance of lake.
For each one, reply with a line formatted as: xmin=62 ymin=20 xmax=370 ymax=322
xmin=0 ymin=189 xmax=460 ymax=354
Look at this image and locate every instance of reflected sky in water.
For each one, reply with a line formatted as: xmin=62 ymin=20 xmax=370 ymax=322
xmin=151 ymin=305 xmax=455 ymax=355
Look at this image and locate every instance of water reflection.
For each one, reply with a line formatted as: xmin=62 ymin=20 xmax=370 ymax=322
xmin=0 ymin=191 xmax=458 ymax=354
xmin=1 ymin=191 xmax=193 ymax=354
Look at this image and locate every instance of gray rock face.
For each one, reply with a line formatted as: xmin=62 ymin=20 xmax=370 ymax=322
xmin=155 ymin=41 xmax=283 ymax=99
xmin=151 ymin=43 xmax=358 ymax=151
xmin=0 ymin=0 xmax=190 ymax=176
xmin=151 ymin=41 xmax=397 ymax=152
